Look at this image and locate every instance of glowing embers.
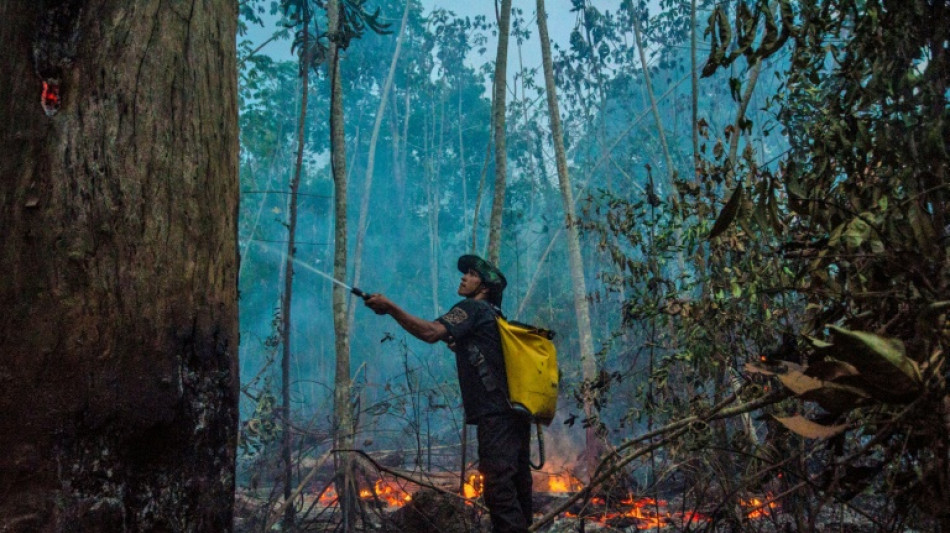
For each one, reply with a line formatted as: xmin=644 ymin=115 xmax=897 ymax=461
xmin=741 ymin=495 xmax=780 ymax=519
xmin=559 ymin=492 xmax=781 ymax=530
xmin=41 ymin=81 xmax=61 ymax=116
xmin=562 ymin=496 xmax=708 ymax=530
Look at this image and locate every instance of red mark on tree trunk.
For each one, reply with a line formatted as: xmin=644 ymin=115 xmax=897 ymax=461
xmin=41 ymin=81 xmax=61 ymax=116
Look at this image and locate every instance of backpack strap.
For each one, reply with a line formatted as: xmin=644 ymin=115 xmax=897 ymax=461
xmin=465 ymin=343 xmax=499 ymax=392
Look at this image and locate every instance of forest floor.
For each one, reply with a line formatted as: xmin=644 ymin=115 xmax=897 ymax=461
xmin=233 ymin=485 xmax=900 ymax=532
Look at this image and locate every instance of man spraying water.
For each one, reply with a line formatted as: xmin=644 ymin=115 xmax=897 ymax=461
xmin=362 ymin=255 xmax=533 ymax=533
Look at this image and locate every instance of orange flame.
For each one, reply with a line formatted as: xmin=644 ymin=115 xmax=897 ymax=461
xmin=545 ymin=472 xmax=583 ymax=493
xmin=463 ymin=474 xmax=483 ymax=499
xmin=318 ymin=486 xmax=338 ymax=506
xmin=741 ymin=495 xmax=779 ymax=519
xmin=363 ymin=479 xmax=412 ymax=507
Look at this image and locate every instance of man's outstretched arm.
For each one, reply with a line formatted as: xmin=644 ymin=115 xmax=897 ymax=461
xmin=363 ymin=294 xmax=449 ymax=344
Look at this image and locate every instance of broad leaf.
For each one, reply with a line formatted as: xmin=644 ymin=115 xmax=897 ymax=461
xmin=804 ymin=360 xmax=859 ymax=381
xmin=774 ymin=415 xmax=847 ymax=439
xmin=828 ymin=326 xmax=922 ymax=385
xmin=798 ymin=382 xmax=868 ymax=415
xmin=777 ymin=369 xmax=823 ymax=395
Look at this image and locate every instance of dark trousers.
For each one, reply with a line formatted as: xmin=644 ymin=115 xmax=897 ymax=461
xmin=476 ymin=412 xmax=533 ymax=533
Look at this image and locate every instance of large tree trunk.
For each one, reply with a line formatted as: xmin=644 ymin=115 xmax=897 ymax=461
xmin=0 ymin=0 xmax=239 ymax=531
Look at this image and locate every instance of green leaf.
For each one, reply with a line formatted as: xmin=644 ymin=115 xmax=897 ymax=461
xmin=907 ymin=202 xmax=937 ymax=250
xmin=842 ymin=217 xmax=871 ymax=249
xmin=828 ymin=326 xmax=922 ymax=391
xmin=707 ymin=183 xmax=743 ymax=240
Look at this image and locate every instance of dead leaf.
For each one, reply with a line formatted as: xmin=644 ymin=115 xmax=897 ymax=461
xmin=774 ymin=415 xmax=847 ymax=439
xmin=777 ymin=370 xmax=823 ymax=395
xmin=708 ymin=183 xmax=743 ymax=240
xmin=804 ymin=360 xmax=859 ymax=381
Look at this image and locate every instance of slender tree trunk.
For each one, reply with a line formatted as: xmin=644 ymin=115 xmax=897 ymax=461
xmin=326 ymin=0 xmax=356 ymax=529
xmin=458 ymin=74 xmax=468 ymax=212
xmin=487 ymin=0 xmax=512 ymax=265
xmin=632 ymin=10 xmax=676 ymax=196
xmin=691 ymin=0 xmax=700 ymax=166
xmin=471 ymin=125 xmax=493 ymax=252
xmin=401 ymin=89 xmax=411 ymax=203
xmin=727 ymin=58 xmax=763 ymax=183
xmin=280 ymin=10 xmax=310 ymax=527
xmin=0 ymin=1 xmax=239 ymax=530
xmin=349 ymin=0 xmax=410 ymax=326
xmin=535 ymin=0 xmax=600 ymax=478
xmin=429 ymin=92 xmax=446 ymax=316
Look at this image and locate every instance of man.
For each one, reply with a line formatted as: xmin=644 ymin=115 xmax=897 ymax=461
xmin=363 ymin=255 xmax=533 ymax=533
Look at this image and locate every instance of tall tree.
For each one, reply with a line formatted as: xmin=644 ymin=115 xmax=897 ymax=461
xmin=0 ymin=0 xmax=239 ymax=530
xmin=325 ymin=0 xmax=358 ymax=528
xmin=276 ymin=0 xmax=316 ymax=525
xmin=487 ymin=0 xmax=512 ymax=264
xmin=535 ymin=0 xmax=600 ymax=477
xmin=349 ymin=0 xmax=410 ymax=327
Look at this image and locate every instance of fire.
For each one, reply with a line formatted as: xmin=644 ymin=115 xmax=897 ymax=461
xmin=544 ymin=472 xmax=583 ymax=493
xmin=553 ymin=489 xmax=778 ymax=529
xmin=463 ymin=474 xmax=483 ymax=499
xmin=741 ymin=495 xmax=779 ymax=519
xmin=317 ymin=485 xmax=338 ymax=506
xmin=310 ymin=480 xmax=412 ymax=508
xmin=590 ymin=495 xmax=708 ymax=529
xmin=363 ymin=479 xmax=412 ymax=507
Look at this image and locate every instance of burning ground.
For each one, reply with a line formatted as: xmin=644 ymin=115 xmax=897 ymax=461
xmin=234 ymin=463 xmax=798 ymax=532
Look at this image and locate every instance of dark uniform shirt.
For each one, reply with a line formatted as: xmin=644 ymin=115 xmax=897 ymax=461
xmin=436 ymin=298 xmax=510 ymax=423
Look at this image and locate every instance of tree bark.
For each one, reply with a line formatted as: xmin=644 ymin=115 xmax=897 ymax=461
xmin=326 ymin=0 xmax=356 ymax=529
xmin=0 ymin=0 xmax=239 ymax=530
xmin=535 ymin=0 xmax=599 ymax=480
xmin=632 ymin=9 xmax=676 ymax=196
xmin=280 ymin=7 xmax=311 ymax=527
xmin=690 ymin=0 xmax=700 ymax=166
xmin=486 ymin=0 xmax=512 ymax=265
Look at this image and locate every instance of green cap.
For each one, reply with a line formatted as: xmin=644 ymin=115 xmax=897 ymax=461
xmin=457 ymin=254 xmax=507 ymax=306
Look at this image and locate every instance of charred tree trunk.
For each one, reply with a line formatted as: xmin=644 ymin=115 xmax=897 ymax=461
xmin=0 ymin=0 xmax=239 ymax=531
